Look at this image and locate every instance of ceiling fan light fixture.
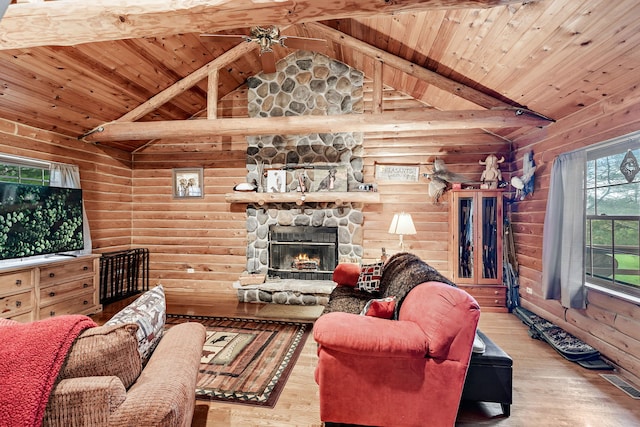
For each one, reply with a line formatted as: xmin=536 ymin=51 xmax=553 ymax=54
xmin=201 ymin=25 xmax=327 ymax=73
xmin=250 ymin=26 xmax=280 ymax=54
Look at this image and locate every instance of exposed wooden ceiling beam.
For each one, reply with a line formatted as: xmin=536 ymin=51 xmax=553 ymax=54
xmin=83 ymin=109 xmax=551 ymax=142
xmin=307 ymin=22 xmax=513 ymax=111
xmin=0 ymin=0 xmax=537 ymax=50
xmin=109 ymin=21 xmax=553 ymax=133
xmin=116 ymin=40 xmax=259 ymax=123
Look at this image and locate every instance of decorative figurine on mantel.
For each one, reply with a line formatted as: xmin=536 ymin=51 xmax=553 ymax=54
xmin=296 ymin=169 xmax=310 ymax=193
xmin=479 ymin=154 xmax=505 ymax=189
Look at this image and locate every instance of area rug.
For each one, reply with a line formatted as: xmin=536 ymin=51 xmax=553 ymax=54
xmin=255 ymin=304 xmax=325 ymax=321
xmin=166 ymin=314 xmax=311 ymax=407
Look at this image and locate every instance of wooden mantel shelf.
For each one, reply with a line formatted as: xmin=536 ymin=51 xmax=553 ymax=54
xmin=224 ymin=191 xmax=380 ymax=205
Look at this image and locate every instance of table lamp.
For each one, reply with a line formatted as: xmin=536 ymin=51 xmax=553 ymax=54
xmin=388 ymin=212 xmax=416 ymax=251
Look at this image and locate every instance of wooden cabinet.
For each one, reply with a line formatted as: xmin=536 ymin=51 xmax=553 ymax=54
xmin=0 ymin=270 xmax=35 ymax=321
xmin=0 ymin=255 xmax=101 ymax=321
xmin=450 ymin=189 xmax=506 ymax=311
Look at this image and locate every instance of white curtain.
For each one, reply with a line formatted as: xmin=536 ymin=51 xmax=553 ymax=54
xmin=49 ymin=163 xmax=92 ymax=254
xmin=541 ymin=150 xmax=587 ymax=309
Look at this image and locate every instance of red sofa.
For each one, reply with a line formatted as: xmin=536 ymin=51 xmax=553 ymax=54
xmin=314 ymin=280 xmax=480 ymax=427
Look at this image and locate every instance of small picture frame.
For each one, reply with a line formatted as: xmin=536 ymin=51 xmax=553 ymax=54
xmin=266 ymin=169 xmax=286 ymax=193
xmin=312 ymin=166 xmax=348 ymax=191
xmin=173 ymin=168 xmax=204 ymax=198
xmin=374 ymin=164 xmax=420 ymax=182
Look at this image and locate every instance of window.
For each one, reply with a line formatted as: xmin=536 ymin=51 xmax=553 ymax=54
xmin=0 ymin=155 xmax=50 ymax=185
xmin=584 ymin=135 xmax=640 ymax=299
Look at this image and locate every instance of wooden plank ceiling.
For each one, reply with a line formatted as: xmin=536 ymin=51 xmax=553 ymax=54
xmin=0 ymin=0 xmax=638 ymax=153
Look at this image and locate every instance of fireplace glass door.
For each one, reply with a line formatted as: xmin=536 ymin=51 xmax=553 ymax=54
xmin=268 ymin=225 xmax=338 ymax=280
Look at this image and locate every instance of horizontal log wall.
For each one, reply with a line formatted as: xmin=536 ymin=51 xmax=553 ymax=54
xmin=361 ymin=82 xmax=511 ymax=274
xmin=131 ymin=90 xmax=248 ymax=297
xmin=511 ymin=81 xmax=640 ymax=383
xmin=0 ymin=118 xmax=133 ymax=254
xmin=131 ymin=80 xmax=510 ymax=297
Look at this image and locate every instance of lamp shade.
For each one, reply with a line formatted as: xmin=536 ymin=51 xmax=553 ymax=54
xmin=388 ymin=212 xmax=417 ymax=235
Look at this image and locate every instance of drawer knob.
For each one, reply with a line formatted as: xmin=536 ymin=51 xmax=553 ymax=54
xmin=50 ymin=311 xmax=55 ymax=316
xmin=83 ymin=266 xmax=89 ymax=271
xmin=49 ymin=273 xmax=55 ymax=278
xmin=15 ymin=301 xmax=21 ymax=308
xmin=83 ymin=300 xmax=88 ymax=305
xmin=49 ymin=292 xmax=56 ymax=297
xmin=15 ymin=279 xmax=22 ymax=286
xmin=83 ymin=283 xmax=89 ymax=288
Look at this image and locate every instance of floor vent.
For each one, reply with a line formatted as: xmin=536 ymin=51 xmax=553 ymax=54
xmin=600 ymin=374 xmax=640 ymax=399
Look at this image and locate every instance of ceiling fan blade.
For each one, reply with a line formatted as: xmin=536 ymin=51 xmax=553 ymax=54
xmin=261 ymin=52 xmax=277 ymax=74
xmin=280 ymin=36 xmax=327 ymax=51
xmin=200 ymin=34 xmax=250 ymax=43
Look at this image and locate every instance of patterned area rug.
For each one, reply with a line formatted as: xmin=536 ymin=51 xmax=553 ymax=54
xmin=166 ymin=315 xmax=311 ymax=407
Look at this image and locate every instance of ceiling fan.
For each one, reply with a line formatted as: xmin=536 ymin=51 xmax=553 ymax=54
xmin=201 ymin=26 xmax=327 ymax=73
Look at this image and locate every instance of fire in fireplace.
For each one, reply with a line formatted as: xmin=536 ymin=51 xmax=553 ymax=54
xmin=268 ymin=225 xmax=338 ymax=280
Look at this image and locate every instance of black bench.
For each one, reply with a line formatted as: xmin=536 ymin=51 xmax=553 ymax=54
xmin=461 ymin=329 xmax=513 ymax=416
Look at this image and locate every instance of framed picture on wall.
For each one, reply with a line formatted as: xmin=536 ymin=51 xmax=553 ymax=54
xmin=266 ymin=169 xmax=286 ymax=193
xmin=374 ymin=163 xmax=419 ymax=182
xmin=173 ymin=168 xmax=204 ymax=198
xmin=311 ymin=166 xmax=348 ymax=191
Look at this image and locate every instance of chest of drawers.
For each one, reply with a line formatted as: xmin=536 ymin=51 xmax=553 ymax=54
xmin=0 ymin=255 xmax=102 ymax=321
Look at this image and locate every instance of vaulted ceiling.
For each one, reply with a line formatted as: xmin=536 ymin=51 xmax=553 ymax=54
xmin=0 ymin=0 xmax=638 ymax=153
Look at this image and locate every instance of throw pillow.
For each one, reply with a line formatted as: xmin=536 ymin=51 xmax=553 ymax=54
xmin=360 ymin=296 xmax=396 ymax=319
xmin=61 ymin=323 xmax=142 ymax=388
xmin=105 ymin=285 xmax=166 ymax=364
xmin=332 ymin=263 xmax=361 ymax=287
xmin=356 ymin=262 xmax=384 ymax=292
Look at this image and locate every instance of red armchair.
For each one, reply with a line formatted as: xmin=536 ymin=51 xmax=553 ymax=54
xmin=313 ymin=281 xmax=480 ymax=427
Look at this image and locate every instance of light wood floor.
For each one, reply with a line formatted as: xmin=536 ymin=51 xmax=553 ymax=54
xmin=94 ymin=293 xmax=640 ymax=427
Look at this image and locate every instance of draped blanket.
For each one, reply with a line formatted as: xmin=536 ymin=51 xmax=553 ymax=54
xmin=379 ymin=252 xmax=458 ymax=318
xmin=0 ymin=315 xmax=97 ymax=427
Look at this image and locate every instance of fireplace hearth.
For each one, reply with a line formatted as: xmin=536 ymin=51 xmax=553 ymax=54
xmin=268 ymin=225 xmax=338 ymax=281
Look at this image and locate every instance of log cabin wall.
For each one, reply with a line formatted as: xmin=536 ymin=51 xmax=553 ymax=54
xmin=511 ymin=81 xmax=640 ymax=383
xmin=130 ymin=72 xmax=510 ymax=298
xmin=0 ymin=118 xmax=133 ymax=254
xmin=130 ymin=90 xmax=248 ymax=297
xmin=360 ymin=82 xmax=511 ymax=274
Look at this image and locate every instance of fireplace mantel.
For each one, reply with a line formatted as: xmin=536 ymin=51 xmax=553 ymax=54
xmin=225 ymin=191 xmax=380 ymax=206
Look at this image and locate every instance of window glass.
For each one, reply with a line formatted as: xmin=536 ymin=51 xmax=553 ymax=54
xmin=0 ymin=162 xmax=49 ymax=185
xmin=585 ymin=144 xmax=640 ymax=292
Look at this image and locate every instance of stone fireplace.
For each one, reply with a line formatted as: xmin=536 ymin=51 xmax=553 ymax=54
xmin=245 ymin=204 xmax=363 ymax=277
xmin=237 ymin=51 xmax=366 ymax=304
xmin=243 ymin=51 xmax=365 ymax=274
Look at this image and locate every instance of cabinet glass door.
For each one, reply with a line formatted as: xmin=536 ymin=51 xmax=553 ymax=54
xmin=481 ymin=196 xmax=498 ymax=279
xmin=457 ymin=197 xmax=474 ymax=279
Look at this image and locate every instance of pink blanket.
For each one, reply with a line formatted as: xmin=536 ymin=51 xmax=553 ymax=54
xmin=0 ymin=315 xmax=97 ymax=427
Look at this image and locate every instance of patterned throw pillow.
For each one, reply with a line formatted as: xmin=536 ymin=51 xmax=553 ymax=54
xmin=360 ymin=296 xmax=396 ymax=319
xmin=356 ymin=262 xmax=384 ymax=292
xmin=105 ymin=285 xmax=166 ymax=364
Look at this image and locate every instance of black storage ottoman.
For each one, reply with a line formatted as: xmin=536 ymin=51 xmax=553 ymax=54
xmin=461 ymin=329 xmax=513 ymax=416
